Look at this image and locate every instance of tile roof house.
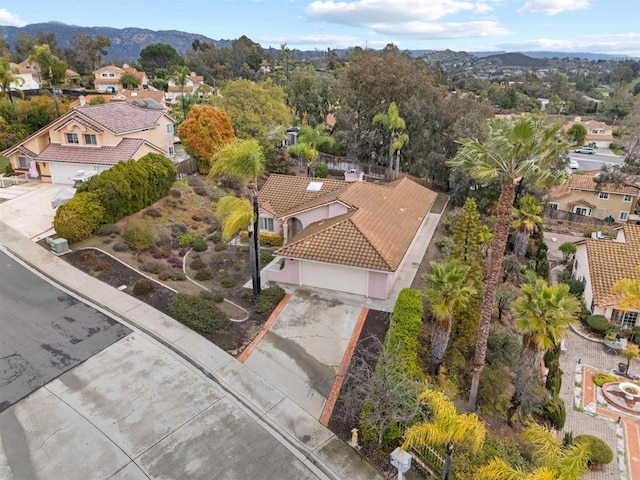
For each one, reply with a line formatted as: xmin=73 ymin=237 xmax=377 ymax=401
xmin=260 ymin=174 xmax=436 ymax=299
xmin=93 ymin=64 xmax=149 ymax=93
xmin=573 ymin=224 xmax=640 ymax=327
xmin=165 ymin=73 xmax=213 ymax=104
xmin=546 ymin=170 xmax=640 ymax=223
xmin=9 ymin=61 xmax=81 ymax=90
xmin=563 ymin=117 xmax=614 ymax=149
xmin=2 ymin=103 xmax=176 ymax=185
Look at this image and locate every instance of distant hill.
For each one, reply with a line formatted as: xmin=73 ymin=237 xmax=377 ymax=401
xmin=471 ymin=50 xmax=636 ymax=61
xmin=0 ymin=22 xmax=231 ymax=61
xmin=479 ymin=52 xmax=549 ymax=68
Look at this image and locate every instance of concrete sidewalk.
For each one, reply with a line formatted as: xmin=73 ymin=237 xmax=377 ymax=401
xmin=0 ymin=221 xmax=383 ymax=480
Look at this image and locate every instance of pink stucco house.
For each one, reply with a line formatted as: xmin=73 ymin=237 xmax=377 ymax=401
xmin=259 ymin=174 xmax=436 ymax=299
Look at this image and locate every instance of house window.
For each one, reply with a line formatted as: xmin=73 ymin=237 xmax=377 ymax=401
xmin=598 ymin=192 xmax=609 ymax=200
xmin=259 ymin=217 xmax=274 ymax=232
xmin=84 ymin=134 xmax=97 ymax=145
xmin=573 ymin=207 xmax=591 ymax=216
xmin=623 ymin=194 xmax=633 ymax=202
xmin=620 ymin=211 xmax=629 ymax=221
xmin=166 ymin=123 xmax=174 ymax=134
xmin=18 ymin=155 xmax=29 ymax=169
xmin=613 ymin=310 xmax=638 ymax=328
xmin=548 ymin=203 xmax=559 ymax=210
xmin=109 ymin=73 xmax=115 ymax=77
xmin=66 ymin=133 xmax=79 ymax=144
xmin=168 ymin=146 xmax=175 ymax=156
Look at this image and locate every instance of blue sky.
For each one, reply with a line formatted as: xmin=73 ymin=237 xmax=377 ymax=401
xmin=1 ymin=0 xmax=639 ymax=56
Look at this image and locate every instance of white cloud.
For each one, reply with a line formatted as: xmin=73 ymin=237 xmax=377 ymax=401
xmin=517 ymin=0 xmax=590 ymax=15
xmin=373 ymin=20 xmax=510 ymax=38
xmin=496 ymin=35 xmax=640 ymax=56
xmin=0 ymin=8 xmax=26 ymax=27
xmin=306 ymin=0 xmax=496 ymax=25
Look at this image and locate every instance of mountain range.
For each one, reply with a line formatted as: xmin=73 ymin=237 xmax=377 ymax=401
xmin=0 ymin=22 xmax=635 ymax=63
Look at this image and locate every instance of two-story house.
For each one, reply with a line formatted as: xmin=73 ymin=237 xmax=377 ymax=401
xmin=9 ymin=60 xmax=80 ymax=90
xmin=563 ymin=117 xmax=614 ymax=148
xmin=2 ymin=102 xmax=176 ymax=185
xmin=546 ymin=170 xmax=639 ymax=223
xmin=260 ymin=174 xmax=436 ymax=299
xmin=573 ymin=224 xmax=640 ymax=328
xmin=165 ymin=73 xmax=212 ymax=104
xmin=93 ymin=64 xmax=149 ymax=93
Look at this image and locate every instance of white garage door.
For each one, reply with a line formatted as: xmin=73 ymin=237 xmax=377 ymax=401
xmin=50 ymin=164 xmax=106 ymax=185
xmin=300 ymin=261 xmax=367 ymax=296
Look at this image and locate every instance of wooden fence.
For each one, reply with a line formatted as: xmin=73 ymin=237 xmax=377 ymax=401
xmin=292 ymin=153 xmax=388 ymax=178
xmin=175 ymin=157 xmax=197 ymax=176
xmin=544 ymin=207 xmax=610 ymax=226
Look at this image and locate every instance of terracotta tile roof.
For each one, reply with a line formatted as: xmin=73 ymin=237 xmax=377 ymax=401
xmin=584 ymin=224 xmax=640 ymax=307
xmin=54 ymin=114 xmax=104 ymax=133
xmin=273 ymin=177 xmax=436 ymax=271
xmin=548 ymin=171 xmax=639 ymax=198
xmin=35 ymin=138 xmax=148 ymax=165
xmin=75 ymin=103 xmax=166 ymax=134
xmin=258 ymin=174 xmax=351 ymax=217
xmin=16 ymin=145 xmax=39 ymax=158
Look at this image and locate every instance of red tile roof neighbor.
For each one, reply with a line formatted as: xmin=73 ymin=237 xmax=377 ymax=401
xmin=583 ymin=224 xmax=640 ymax=307
xmin=36 ymin=138 xmax=147 ymax=165
xmin=75 ymin=103 xmax=166 ymax=134
xmin=263 ymin=175 xmax=436 ymax=271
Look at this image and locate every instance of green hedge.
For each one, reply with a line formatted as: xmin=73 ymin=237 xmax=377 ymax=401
xmin=77 ymin=152 xmax=176 ymax=224
xmin=542 ymin=394 xmax=566 ymax=430
xmin=168 ymin=293 xmax=229 ymax=333
xmin=253 ymin=285 xmax=286 ymax=314
xmin=387 ymin=288 xmax=424 ymax=380
xmin=586 ymin=315 xmax=609 ymax=333
xmin=574 ymin=435 xmax=614 ymax=467
xmin=53 ymin=192 xmax=106 ymax=243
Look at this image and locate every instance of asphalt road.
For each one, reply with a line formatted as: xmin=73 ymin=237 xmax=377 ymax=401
xmin=0 ymin=250 xmax=131 ymax=412
xmin=569 ymin=151 xmax=624 ymax=172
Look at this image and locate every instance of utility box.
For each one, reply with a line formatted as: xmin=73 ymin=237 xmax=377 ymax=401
xmin=49 ymin=238 xmax=69 ymax=255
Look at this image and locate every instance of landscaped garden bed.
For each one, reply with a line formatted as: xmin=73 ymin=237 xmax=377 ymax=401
xmin=61 ymin=175 xmax=284 ymax=356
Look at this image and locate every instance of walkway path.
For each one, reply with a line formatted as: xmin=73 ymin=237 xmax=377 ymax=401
xmin=560 ymin=329 xmax=640 ymax=480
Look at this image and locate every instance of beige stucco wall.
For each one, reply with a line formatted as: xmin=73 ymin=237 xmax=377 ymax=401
xmin=553 ymin=189 xmax=636 ymax=222
xmin=573 ymin=243 xmax=594 ymax=310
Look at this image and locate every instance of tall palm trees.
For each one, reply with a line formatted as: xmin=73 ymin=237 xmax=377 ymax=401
xmin=512 ymin=194 xmax=543 ymax=258
xmin=477 ymin=423 xmax=589 ymax=480
xmin=403 ymin=390 xmax=485 ymax=480
xmin=373 ymin=102 xmax=407 ymax=179
xmin=288 ymin=124 xmax=335 ymax=176
xmin=423 ymin=261 xmax=476 ymax=375
xmin=447 ymin=117 xmax=567 ymax=411
xmin=508 ymin=274 xmax=581 ymax=423
xmin=209 ymin=139 xmax=265 ymax=297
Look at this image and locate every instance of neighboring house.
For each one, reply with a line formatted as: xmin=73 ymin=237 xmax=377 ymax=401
xmin=2 ymin=103 xmax=176 ymax=185
xmin=70 ymin=90 xmax=167 ymax=110
xmin=573 ymin=223 xmax=640 ymax=327
xmin=93 ymin=64 xmax=149 ymax=93
xmin=546 ymin=170 xmax=639 ymax=223
xmin=9 ymin=61 xmax=41 ymax=90
xmin=260 ymin=174 xmax=436 ymax=299
xmin=563 ymin=117 xmax=614 ymax=148
xmin=165 ymin=73 xmax=212 ymax=104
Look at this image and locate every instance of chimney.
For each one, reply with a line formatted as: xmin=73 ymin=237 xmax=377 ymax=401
xmin=574 ymin=116 xmax=581 ymax=122
xmin=79 ymin=95 xmax=86 ymax=106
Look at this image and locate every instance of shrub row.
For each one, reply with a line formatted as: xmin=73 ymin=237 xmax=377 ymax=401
xmin=167 ymin=293 xmax=229 ymax=333
xmin=55 ymin=153 xmax=176 ymax=243
xmin=237 ymin=231 xmax=284 ymax=247
xmin=253 ymin=285 xmax=286 ymax=314
xmin=386 ymin=288 xmax=424 ymax=380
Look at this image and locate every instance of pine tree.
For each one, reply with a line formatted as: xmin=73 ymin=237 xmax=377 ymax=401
xmin=450 ymin=197 xmax=483 ymax=280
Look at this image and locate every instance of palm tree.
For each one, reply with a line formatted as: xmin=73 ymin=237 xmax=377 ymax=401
xmin=174 ymin=65 xmax=191 ymax=121
xmin=288 ymin=124 xmax=335 ymax=176
xmin=512 ymin=194 xmax=543 ymax=258
xmin=372 ymin=102 xmax=407 ymax=179
xmin=423 ymin=261 xmax=477 ymax=375
xmin=403 ymin=390 xmax=485 ymax=480
xmin=508 ymin=273 xmax=581 ymax=424
xmin=477 ymin=423 xmax=589 ymax=480
xmin=209 ymin=139 xmax=265 ymax=297
xmin=447 ymin=117 xmax=568 ymax=411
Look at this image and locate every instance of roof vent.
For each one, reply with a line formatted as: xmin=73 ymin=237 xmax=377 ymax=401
xmin=307 ymin=181 xmax=323 ymax=192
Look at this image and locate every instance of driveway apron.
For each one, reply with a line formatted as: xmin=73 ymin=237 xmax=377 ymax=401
xmin=243 ymin=288 xmax=365 ymax=419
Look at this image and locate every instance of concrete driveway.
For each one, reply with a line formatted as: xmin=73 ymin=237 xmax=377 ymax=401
xmin=0 ymin=333 xmax=322 ymax=480
xmin=241 ymin=288 xmax=367 ymax=420
xmin=0 ymin=182 xmax=69 ymax=241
